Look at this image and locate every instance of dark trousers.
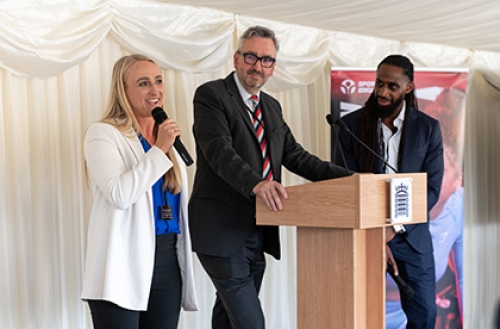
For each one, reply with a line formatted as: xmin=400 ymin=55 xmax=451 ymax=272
xmin=389 ymin=234 xmax=437 ymax=329
xmin=197 ymin=228 xmax=266 ymax=329
xmin=88 ymin=233 xmax=182 ymax=329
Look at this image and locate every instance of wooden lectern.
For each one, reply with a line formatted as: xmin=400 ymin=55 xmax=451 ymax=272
xmin=256 ymin=173 xmax=427 ymax=329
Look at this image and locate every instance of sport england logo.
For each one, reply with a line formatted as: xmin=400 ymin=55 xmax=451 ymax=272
xmin=340 ymin=79 xmax=356 ymax=94
xmin=339 ymin=79 xmax=375 ymax=95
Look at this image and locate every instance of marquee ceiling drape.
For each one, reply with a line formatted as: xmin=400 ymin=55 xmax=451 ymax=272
xmin=1 ymin=1 xmax=500 ymax=328
xmin=3 ymin=0 xmax=496 ymax=84
xmin=167 ymin=0 xmax=500 ymax=53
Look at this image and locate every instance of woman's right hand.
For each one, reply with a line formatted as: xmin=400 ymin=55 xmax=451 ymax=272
xmin=155 ymin=118 xmax=181 ymax=153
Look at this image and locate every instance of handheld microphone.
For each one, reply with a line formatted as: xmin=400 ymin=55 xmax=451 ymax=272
xmin=387 ymin=263 xmax=414 ymax=299
xmin=332 ymin=115 xmax=399 ymax=174
xmin=151 ymin=107 xmax=194 ymax=167
xmin=325 ymin=114 xmax=350 ymax=175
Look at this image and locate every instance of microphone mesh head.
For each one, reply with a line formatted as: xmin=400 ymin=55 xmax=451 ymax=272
xmin=326 ymin=114 xmax=335 ymax=126
xmin=151 ymin=107 xmax=167 ymax=124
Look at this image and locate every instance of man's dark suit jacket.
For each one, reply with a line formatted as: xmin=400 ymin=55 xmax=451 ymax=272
xmin=189 ymin=72 xmax=349 ymax=260
xmin=337 ymin=106 xmax=444 ymax=254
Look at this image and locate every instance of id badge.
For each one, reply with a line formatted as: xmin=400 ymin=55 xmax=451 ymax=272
xmin=161 ymin=205 xmax=174 ymax=220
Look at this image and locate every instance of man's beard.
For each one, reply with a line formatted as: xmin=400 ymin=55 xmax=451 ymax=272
xmin=375 ymin=95 xmax=404 ymax=119
xmin=239 ymin=69 xmax=265 ymax=91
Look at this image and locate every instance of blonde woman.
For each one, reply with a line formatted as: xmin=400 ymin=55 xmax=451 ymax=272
xmin=81 ymin=54 xmax=197 ymax=328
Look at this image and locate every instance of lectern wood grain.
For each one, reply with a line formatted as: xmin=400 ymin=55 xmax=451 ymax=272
xmin=297 ymin=227 xmax=385 ymax=328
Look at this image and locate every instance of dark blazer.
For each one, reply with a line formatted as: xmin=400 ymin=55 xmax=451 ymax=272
xmin=189 ymin=72 xmax=350 ymax=259
xmin=337 ymin=106 xmax=444 ymax=253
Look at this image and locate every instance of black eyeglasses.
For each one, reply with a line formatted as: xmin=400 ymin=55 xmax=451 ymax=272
xmin=238 ymin=51 xmax=276 ymax=68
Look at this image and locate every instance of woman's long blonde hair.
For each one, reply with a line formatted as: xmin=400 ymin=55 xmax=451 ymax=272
xmin=101 ymin=54 xmax=182 ymax=194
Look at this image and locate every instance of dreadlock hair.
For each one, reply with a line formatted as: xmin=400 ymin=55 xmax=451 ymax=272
xmin=356 ymin=55 xmax=418 ymax=172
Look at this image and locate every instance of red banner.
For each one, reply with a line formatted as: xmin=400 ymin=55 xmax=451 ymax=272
xmin=331 ymin=69 xmax=467 ymax=329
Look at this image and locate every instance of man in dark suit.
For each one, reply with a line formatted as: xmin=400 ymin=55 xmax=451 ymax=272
xmin=189 ymin=25 xmax=350 ymax=329
xmin=337 ymin=54 xmax=444 ymax=329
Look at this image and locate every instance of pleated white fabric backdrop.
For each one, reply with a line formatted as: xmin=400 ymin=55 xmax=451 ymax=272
xmin=1 ymin=1 xmax=500 ymax=328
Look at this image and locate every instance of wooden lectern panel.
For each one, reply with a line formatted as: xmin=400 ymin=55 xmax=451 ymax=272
xmin=297 ymin=227 xmax=385 ymax=328
xmin=256 ymin=173 xmax=427 ymax=229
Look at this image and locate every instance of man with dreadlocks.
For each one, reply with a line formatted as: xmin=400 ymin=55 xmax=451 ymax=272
xmin=336 ymin=54 xmax=444 ymax=329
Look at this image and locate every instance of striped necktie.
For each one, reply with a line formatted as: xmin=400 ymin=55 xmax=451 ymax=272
xmin=250 ymin=95 xmax=273 ymax=181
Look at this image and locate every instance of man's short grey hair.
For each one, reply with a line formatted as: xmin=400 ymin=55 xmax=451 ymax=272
xmin=238 ymin=25 xmax=280 ymax=53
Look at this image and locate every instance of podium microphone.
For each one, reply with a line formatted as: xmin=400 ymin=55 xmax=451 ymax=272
xmin=387 ymin=263 xmax=414 ymax=299
xmin=332 ymin=116 xmax=399 ymax=174
xmin=151 ymin=107 xmax=194 ymax=166
xmin=325 ymin=114 xmax=350 ymax=175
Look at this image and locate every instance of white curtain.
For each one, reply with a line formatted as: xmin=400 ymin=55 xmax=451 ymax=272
xmin=1 ymin=1 xmax=500 ymax=328
xmin=463 ymin=69 xmax=500 ymax=329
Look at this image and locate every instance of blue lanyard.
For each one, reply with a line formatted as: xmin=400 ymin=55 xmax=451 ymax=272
xmin=138 ymin=135 xmax=180 ymax=235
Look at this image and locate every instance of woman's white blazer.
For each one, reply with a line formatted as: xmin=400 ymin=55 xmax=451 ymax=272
xmin=81 ymin=122 xmax=198 ymax=311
